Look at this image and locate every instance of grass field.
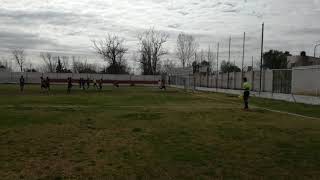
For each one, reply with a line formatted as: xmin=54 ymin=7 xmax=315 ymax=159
xmin=1 ymin=84 xmax=320 ymax=179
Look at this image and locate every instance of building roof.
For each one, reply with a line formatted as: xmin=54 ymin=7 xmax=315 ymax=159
xmin=287 ymin=55 xmax=320 ymax=68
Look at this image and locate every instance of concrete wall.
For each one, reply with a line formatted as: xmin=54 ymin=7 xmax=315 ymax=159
xmin=264 ymin=70 xmax=273 ymax=92
xmin=292 ymin=65 xmax=320 ymax=96
xmin=171 ymin=85 xmax=320 ymax=105
xmin=0 ymin=72 xmax=161 ymax=85
xmin=168 ymin=66 xmax=320 ymax=97
xmin=188 ymin=70 xmax=273 ymax=92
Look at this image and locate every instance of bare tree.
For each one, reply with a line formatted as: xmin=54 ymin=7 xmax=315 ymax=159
xmin=160 ymin=58 xmax=177 ymax=74
xmin=40 ymin=52 xmax=57 ymax=73
xmin=176 ymin=33 xmax=198 ymax=68
xmin=207 ymin=46 xmax=215 ymax=70
xmin=0 ymin=57 xmax=12 ymax=71
xmin=72 ymin=56 xmax=97 ymax=73
xmin=12 ymin=49 xmax=25 ymax=72
xmin=92 ymin=34 xmax=129 ymax=74
xmin=199 ymin=49 xmax=205 ymax=62
xmin=61 ymin=56 xmax=70 ymax=70
xmin=138 ymin=28 xmax=169 ymax=75
xmin=25 ymin=61 xmax=37 ymax=72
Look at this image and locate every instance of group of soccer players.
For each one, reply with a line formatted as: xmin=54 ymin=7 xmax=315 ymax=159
xmin=19 ymin=76 xmax=105 ymax=93
xmin=78 ymin=77 xmax=103 ymax=91
xmin=18 ymin=75 xmax=252 ymax=110
xmin=67 ymin=77 xmax=105 ymax=93
xmin=40 ymin=76 xmax=51 ymax=91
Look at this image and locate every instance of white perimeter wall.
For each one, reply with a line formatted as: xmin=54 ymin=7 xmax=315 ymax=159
xmin=190 ymin=70 xmax=273 ymax=91
xmin=292 ymin=65 xmax=320 ymax=96
xmin=0 ymin=72 xmax=161 ymax=84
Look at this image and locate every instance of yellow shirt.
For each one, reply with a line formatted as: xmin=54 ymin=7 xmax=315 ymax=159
xmin=243 ymin=82 xmax=251 ymax=91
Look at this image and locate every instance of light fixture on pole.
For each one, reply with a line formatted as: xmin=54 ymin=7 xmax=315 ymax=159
xmin=314 ymin=43 xmax=320 ymax=57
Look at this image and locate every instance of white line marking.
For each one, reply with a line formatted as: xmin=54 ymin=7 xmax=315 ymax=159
xmin=192 ymin=93 xmax=320 ymax=120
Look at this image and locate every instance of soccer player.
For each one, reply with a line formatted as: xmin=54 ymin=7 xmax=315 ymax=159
xmin=93 ymin=79 xmax=97 ymax=89
xmin=98 ymin=78 xmax=103 ymax=90
xmin=79 ymin=78 xmax=82 ymax=89
xmin=242 ymin=77 xmax=251 ymax=110
xmin=81 ymin=78 xmax=86 ymax=90
xmin=40 ymin=76 xmax=45 ymax=90
xmin=19 ymin=75 xmax=25 ymax=92
xmin=160 ymin=79 xmax=166 ymax=90
xmin=114 ymin=81 xmax=119 ymax=88
xmin=46 ymin=77 xmax=50 ymax=91
xmin=86 ymin=77 xmax=90 ymax=89
xmin=67 ymin=77 xmax=72 ymax=93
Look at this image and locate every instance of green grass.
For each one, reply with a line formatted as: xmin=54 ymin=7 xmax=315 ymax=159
xmin=1 ymin=84 xmax=320 ymax=179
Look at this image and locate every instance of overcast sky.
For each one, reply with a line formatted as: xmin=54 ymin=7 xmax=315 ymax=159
xmin=1 ymin=0 xmax=320 ymax=69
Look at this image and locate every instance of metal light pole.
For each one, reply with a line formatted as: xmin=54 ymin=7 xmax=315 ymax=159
xmin=241 ymin=32 xmax=246 ymax=84
xmin=216 ymin=42 xmax=220 ymax=90
xmin=228 ymin=36 xmax=231 ymax=63
xmin=227 ymin=36 xmax=231 ymax=89
xmin=259 ymin=23 xmax=264 ymax=94
xmin=314 ymin=43 xmax=320 ymax=57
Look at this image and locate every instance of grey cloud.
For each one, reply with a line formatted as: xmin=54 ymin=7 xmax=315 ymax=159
xmin=0 ymin=8 xmax=96 ymax=27
xmin=178 ymin=11 xmax=189 ymax=16
xmin=0 ymin=30 xmax=91 ymax=55
xmin=287 ymin=27 xmax=320 ymax=36
xmin=210 ymin=2 xmax=222 ymax=8
xmin=168 ymin=24 xmax=181 ymax=29
xmin=222 ymin=9 xmax=239 ymax=13
xmin=0 ymin=0 xmax=319 ymax=66
xmin=0 ymin=31 xmax=57 ymax=49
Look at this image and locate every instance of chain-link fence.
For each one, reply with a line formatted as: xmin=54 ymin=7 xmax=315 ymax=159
xmin=169 ymin=69 xmax=298 ymax=94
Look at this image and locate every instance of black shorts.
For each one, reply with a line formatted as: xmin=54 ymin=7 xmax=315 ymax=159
xmin=243 ymin=91 xmax=250 ymax=100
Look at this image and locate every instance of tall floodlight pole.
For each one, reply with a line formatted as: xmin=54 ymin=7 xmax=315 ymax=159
xmin=252 ymin=56 xmax=254 ymax=70
xmin=241 ymin=32 xmax=246 ymax=83
xmin=314 ymin=43 xmax=320 ymax=57
xmin=216 ymin=42 xmax=220 ymax=90
xmin=259 ymin=23 xmax=264 ymax=94
xmin=194 ymin=52 xmax=197 ymax=89
xmin=227 ymin=36 xmax=231 ymax=88
xmin=228 ymin=36 xmax=231 ymax=63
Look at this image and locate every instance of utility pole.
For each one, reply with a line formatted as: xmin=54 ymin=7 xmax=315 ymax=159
xmin=208 ymin=45 xmax=212 ymax=71
xmin=207 ymin=45 xmax=211 ymax=88
xmin=216 ymin=43 xmax=220 ymax=90
xmin=259 ymin=23 xmax=264 ymax=94
xmin=252 ymin=56 xmax=254 ymax=70
xmin=252 ymin=56 xmax=254 ymax=90
xmin=194 ymin=52 xmax=197 ymax=88
xmin=227 ymin=36 xmax=231 ymax=89
xmin=314 ymin=43 xmax=320 ymax=57
xmin=241 ymin=32 xmax=246 ymax=83
xmin=228 ymin=36 xmax=231 ymax=63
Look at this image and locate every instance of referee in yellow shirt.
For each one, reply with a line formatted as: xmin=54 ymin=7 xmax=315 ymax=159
xmin=243 ymin=77 xmax=252 ymax=110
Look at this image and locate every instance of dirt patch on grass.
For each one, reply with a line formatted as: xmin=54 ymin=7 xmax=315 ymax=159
xmin=119 ymin=112 xmax=163 ymax=121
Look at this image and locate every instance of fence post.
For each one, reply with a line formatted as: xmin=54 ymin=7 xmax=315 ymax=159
xmin=25 ymin=72 xmax=28 ymax=84
xmin=262 ymin=70 xmax=265 ymax=92
xmin=233 ymin=72 xmax=236 ymax=89
xmin=251 ymin=71 xmax=254 ymax=91
xmin=207 ymin=71 xmax=209 ymax=88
